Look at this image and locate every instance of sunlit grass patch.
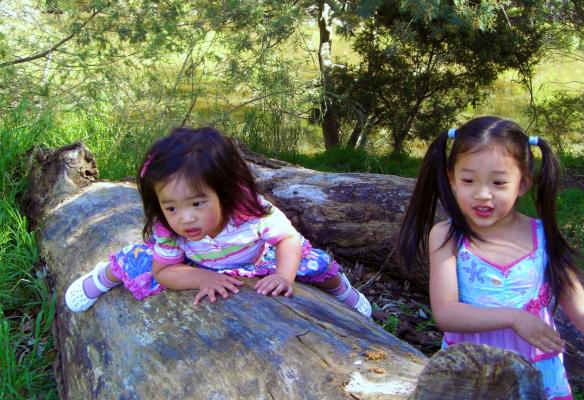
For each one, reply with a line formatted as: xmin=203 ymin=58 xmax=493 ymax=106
xmin=273 ymin=146 xmax=422 ymax=177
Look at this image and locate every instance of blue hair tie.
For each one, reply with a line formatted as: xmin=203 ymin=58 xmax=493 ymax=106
xmin=448 ymin=128 xmax=457 ymax=139
xmin=528 ymin=136 xmax=539 ymax=146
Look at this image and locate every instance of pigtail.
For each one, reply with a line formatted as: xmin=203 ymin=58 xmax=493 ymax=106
xmin=397 ymin=130 xmax=451 ymax=265
xmin=137 ymin=148 xmax=162 ymax=242
xmin=532 ymin=138 xmax=580 ymax=306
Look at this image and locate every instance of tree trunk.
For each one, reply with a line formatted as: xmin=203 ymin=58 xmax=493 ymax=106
xmin=346 ymin=116 xmax=370 ymax=149
xmin=318 ymin=0 xmax=340 ymax=149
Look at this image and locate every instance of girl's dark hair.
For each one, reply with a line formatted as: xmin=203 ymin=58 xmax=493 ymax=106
xmin=397 ymin=115 xmax=580 ymax=303
xmin=137 ymin=126 xmax=268 ymax=240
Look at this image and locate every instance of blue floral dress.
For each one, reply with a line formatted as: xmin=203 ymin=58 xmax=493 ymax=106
xmin=442 ymin=219 xmax=572 ymax=400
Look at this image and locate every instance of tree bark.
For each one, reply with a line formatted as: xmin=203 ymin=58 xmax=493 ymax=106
xmin=240 ymin=145 xmax=422 ymax=286
xmin=411 ymin=343 xmax=546 ymax=400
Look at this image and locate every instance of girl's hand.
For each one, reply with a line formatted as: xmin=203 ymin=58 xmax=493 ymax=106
xmin=193 ymin=271 xmax=244 ymax=305
xmin=512 ymin=310 xmax=565 ymax=353
xmin=254 ymin=274 xmax=294 ymax=297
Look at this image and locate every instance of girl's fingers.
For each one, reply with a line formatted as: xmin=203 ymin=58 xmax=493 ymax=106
xmin=253 ymin=277 xmax=293 ymax=296
xmin=256 ymin=279 xmax=272 ymax=294
xmin=270 ymin=283 xmax=284 ymax=296
xmin=534 ymin=333 xmax=564 ymax=353
xmin=545 ymin=336 xmax=565 ymax=352
xmin=262 ymin=281 xmax=280 ymax=296
xmin=193 ymin=280 xmax=245 ymax=305
xmin=225 ymin=283 xmax=240 ymax=294
xmin=228 ymin=277 xmax=244 ymax=286
xmin=272 ymin=283 xmax=292 ymax=297
xmin=217 ymin=287 xmax=229 ymax=299
xmin=193 ymin=290 xmax=206 ymax=305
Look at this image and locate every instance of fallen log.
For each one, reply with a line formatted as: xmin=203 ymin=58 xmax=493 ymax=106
xmin=243 ymin=150 xmax=425 ymax=287
xmin=27 ymin=144 xmax=427 ymax=399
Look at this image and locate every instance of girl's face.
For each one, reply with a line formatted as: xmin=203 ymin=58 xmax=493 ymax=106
xmin=448 ymin=146 xmax=529 ymax=232
xmin=155 ymin=174 xmax=224 ymax=240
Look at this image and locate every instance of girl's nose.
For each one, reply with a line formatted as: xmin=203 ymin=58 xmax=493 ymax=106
xmin=475 ymin=186 xmax=492 ymax=200
xmin=181 ymin=209 xmax=197 ymax=223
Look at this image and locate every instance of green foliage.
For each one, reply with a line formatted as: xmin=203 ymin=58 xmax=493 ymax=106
xmin=1 ymin=0 xmax=311 ymax=155
xmin=0 ymin=101 xmax=57 ymax=399
xmin=323 ymin=0 xmax=544 ymax=153
xmin=517 ymin=185 xmax=584 ymax=270
xmin=382 ymin=314 xmax=400 ymax=334
xmin=55 ymin=110 xmax=166 ymax=180
xmin=556 ymin=189 xmax=584 ymax=268
xmin=530 ymin=92 xmax=584 ymax=155
xmin=0 ymin=296 xmax=58 ymax=400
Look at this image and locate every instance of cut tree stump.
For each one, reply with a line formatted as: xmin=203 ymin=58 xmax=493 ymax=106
xmin=411 ymin=343 xmax=546 ymax=400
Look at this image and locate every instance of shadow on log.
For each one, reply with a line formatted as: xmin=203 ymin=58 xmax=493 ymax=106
xmin=27 ymin=144 xmax=427 ymax=399
xmin=411 ymin=343 xmax=546 ymax=400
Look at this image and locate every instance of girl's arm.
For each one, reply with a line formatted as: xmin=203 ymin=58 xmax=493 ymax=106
xmin=559 ymin=268 xmax=584 ymax=333
xmin=152 ymin=259 xmax=243 ymax=304
xmin=274 ymin=235 xmax=302 ymax=282
xmin=429 ymin=221 xmax=565 ymax=353
xmin=254 ymin=235 xmax=301 ymax=297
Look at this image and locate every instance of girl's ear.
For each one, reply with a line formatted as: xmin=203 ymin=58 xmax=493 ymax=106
xmin=519 ymin=176 xmax=532 ymax=196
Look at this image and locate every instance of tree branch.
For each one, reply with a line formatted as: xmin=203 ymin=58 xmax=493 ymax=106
xmin=0 ymin=10 xmax=100 ymax=68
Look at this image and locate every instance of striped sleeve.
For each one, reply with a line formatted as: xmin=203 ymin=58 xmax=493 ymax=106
xmin=153 ymin=221 xmax=185 ymax=264
xmin=257 ymin=203 xmax=299 ymax=245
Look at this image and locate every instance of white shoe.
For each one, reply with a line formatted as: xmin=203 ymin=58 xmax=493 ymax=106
xmin=338 ymin=273 xmax=372 ymax=318
xmin=354 ymin=291 xmax=372 ymax=318
xmin=65 ymin=262 xmax=109 ymax=312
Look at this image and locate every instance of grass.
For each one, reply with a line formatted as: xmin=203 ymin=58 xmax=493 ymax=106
xmin=381 ymin=315 xmax=400 ymax=335
xmin=269 ymin=146 xmax=421 ymax=177
xmin=517 ymin=181 xmax=584 ymax=270
xmin=0 ymin=103 xmax=59 ymax=399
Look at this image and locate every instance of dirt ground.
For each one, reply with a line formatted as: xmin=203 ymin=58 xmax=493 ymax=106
xmin=350 ymin=265 xmax=441 ymax=356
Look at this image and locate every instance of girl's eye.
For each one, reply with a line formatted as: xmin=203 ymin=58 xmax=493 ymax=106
xmin=494 ymin=181 xmax=507 ymax=186
xmin=461 ymin=179 xmax=473 ymax=184
xmin=165 ymin=207 xmax=175 ymax=212
xmin=192 ymin=201 xmax=205 ymax=208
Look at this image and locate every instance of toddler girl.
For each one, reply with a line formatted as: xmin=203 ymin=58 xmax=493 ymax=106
xmin=66 ymin=127 xmax=371 ymax=318
xmin=397 ymin=116 xmax=584 ymax=399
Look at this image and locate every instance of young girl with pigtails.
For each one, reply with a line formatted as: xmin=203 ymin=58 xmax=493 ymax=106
xmin=66 ymin=126 xmax=371 ymax=317
xmin=397 ymin=116 xmax=584 ymax=399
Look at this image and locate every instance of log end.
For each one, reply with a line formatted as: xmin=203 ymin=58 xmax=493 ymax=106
xmin=411 ymin=343 xmax=546 ymax=400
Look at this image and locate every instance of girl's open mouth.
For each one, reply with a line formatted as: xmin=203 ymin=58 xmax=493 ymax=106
xmin=473 ymin=206 xmax=493 ymax=218
xmin=185 ymin=228 xmax=201 ymax=236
